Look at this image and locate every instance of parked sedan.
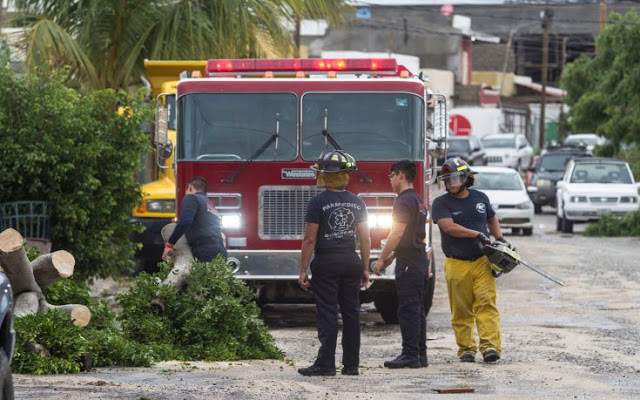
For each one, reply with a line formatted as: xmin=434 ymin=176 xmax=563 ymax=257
xmin=482 ymin=133 xmax=533 ymax=171
xmin=556 ymin=158 xmax=640 ymax=233
xmin=438 ymin=135 xmax=487 ymax=166
xmin=472 ymin=166 xmax=534 ymax=236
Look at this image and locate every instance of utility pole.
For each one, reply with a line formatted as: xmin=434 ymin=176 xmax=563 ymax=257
xmin=599 ymin=0 xmax=607 ymax=32
xmin=498 ymin=29 xmax=514 ymax=109
xmin=539 ymin=8 xmax=552 ymax=149
xmin=559 ymin=37 xmax=568 ymax=141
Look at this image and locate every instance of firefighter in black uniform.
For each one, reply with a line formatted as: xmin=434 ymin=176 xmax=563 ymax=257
xmin=373 ymin=160 xmax=429 ymax=368
xmin=298 ymin=150 xmax=371 ymax=377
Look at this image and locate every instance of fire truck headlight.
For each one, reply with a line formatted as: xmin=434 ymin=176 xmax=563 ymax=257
xmin=146 ymin=199 xmax=175 ymax=213
xmin=221 ymin=214 xmax=242 ymax=229
xmin=368 ymin=214 xmax=393 ymax=229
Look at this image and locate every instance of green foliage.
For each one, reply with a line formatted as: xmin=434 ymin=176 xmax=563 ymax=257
xmin=0 ymin=66 xmax=151 ymax=278
xmin=42 ymin=279 xmax=92 ymax=306
xmin=118 ymin=258 xmax=283 ymax=361
xmin=11 ymin=0 xmax=349 ymax=89
xmin=561 ymin=10 xmax=640 ymax=151
xmin=584 ymin=209 xmax=640 ymax=237
xmin=13 ymin=311 xmax=86 ymax=374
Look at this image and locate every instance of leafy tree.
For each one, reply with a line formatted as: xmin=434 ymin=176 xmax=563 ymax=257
xmin=10 ymin=0 xmax=349 ymax=90
xmin=0 ymin=66 xmax=150 ymax=278
xmin=561 ymin=10 xmax=640 ymax=151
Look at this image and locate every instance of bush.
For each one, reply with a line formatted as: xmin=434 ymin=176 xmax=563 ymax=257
xmin=118 ymin=258 xmax=283 ymax=361
xmin=584 ymin=209 xmax=640 ymax=237
xmin=12 ymin=258 xmax=283 ymax=374
xmin=0 ymin=66 xmax=151 ymax=278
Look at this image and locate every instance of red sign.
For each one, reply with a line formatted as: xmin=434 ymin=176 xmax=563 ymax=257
xmin=449 ymin=114 xmax=472 ymax=136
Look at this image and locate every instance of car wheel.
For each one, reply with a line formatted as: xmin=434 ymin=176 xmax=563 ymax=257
xmin=0 ymin=351 xmax=14 ymax=400
xmin=561 ymin=213 xmax=574 ymax=234
xmin=522 ymin=228 xmax=533 ymax=236
xmin=534 ymin=203 xmax=542 ymax=214
xmin=556 ymin=215 xmax=563 ymax=231
xmin=374 ymin=292 xmax=399 ymax=324
xmin=512 ymin=228 xmax=521 ymax=235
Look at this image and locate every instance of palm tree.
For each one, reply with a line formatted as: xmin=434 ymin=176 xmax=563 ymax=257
xmin=11 ymin=0 xmax=350 ymax=90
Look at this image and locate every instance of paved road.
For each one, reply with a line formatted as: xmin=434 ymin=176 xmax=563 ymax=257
xmin=13 ymin=209 xmax=640 ymax=399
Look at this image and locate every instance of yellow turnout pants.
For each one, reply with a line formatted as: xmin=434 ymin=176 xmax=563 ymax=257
xmin=444 ymin=256 xmax=501 ymax=357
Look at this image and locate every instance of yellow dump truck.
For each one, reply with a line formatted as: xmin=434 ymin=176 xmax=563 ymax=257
xmin=130 ymin=61 xmax=207 ymax=271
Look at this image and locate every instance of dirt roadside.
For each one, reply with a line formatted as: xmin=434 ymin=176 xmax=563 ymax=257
xmin=13 ymin=213 xmax=640 ymax=399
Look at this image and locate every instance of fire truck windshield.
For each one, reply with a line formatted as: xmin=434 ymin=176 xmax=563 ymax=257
xmin=302 ymin=93 xmax=424 ymax=161
xmin=178 ymin=93 xmax=297 ymax=161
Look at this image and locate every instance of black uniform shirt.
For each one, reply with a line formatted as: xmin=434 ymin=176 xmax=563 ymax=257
xmin=168 ymin=192 xmax=224 ymax=247
xmin=432 ymin=188 xmax=495 ymax=260
xmin=393 ymin=188 xmax=428 ymax=256
xmin=305 ymin=190 xmax=367 ymax=251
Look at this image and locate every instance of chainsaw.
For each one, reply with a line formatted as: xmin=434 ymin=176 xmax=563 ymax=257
xmin=483 ymin=242 xmax=565 ymax=286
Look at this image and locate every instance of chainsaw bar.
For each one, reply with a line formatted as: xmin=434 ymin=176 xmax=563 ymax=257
xmin=518 ymin=258 xmax=565 ymax=286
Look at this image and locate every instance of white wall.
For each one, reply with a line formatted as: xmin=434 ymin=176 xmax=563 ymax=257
xmin=421 ymin=68 xmax=455 ymax=100
xmin=450 ymin=107 xmax=503 ymax=138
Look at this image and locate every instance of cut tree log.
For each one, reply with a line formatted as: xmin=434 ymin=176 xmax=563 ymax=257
xmin=0 ymin=228 xmax=91 ymax=327
xmin=32 ymin=250 xmax=75 ymax=287
xmin=13 ymin=290 xmax=91 ymax=326
xmin=44 ymin=304 xmax=91 ymax=327
xmin=160 ymin=223 xmax=193 ymax=291
xmin=13 ymin=291 xmax=40 ymax=317
xmin=0 ymin=228 xmax=42 ymax=295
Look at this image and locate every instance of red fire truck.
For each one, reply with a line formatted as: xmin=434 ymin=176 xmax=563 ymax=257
xmin=153 ymin=58 xmax=448 ymax=323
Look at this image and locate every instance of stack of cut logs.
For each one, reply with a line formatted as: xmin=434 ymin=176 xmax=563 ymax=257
xmin=0 ymin=228 xmax=91 ymax=327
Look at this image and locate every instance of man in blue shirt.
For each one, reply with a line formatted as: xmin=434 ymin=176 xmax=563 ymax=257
xmin=432 ymin=158 xmax=511 ymax=363
xmin=162 ymin=176 xmax=226 ymax=262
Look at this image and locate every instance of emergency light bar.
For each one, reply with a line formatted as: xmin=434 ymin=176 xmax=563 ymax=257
xmin=206 ymin=58 xmax=398 ymax=75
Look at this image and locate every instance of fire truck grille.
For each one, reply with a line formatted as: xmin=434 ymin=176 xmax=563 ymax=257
xmin=259 ymin=186 xmax=324 ymax=240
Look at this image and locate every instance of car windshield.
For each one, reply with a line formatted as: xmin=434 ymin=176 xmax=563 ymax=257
xmin=538 ymin=153 xmax=577 ymax=172
xmin=473 ymin=172 xmax=524 ymax=190
xmin=448 ymin=139 xmax=471 ymax=153
xmin=482 ymin=137 xmax=515 ymax=149
xmin=570 ymin=163 xmax=633 ymax=184
xmin=178 ymin=93 xmax=298 ymax=161
xmin=301 ymin=93 xmax=424 ymax=161
xmin=565 ymin=137 xmax=598 ymax=146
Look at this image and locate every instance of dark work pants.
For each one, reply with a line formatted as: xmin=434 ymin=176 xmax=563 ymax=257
xmin=192 ymin=241 xmax=227 ymax=262
xmin=395 ymin=250 xmax=428 ymax=358
xmin=310 ymin=250 xmax=362 ymax=368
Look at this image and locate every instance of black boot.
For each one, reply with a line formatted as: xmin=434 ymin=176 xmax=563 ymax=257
xmin=420 ymin=353 xmax=428 ymax=367
xmin=383 ymin=354 xmax=421 ymax=369
xmin=298 ymin=365 xmax=336 ymax=376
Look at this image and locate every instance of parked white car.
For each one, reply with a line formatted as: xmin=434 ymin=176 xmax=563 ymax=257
xmin=473 ymin=166 xmax=534 ymax=236
xmin=556 ymin=158 xmax=640 ymax=233
xmin=481 ymin=133 xmax=533 ymax=171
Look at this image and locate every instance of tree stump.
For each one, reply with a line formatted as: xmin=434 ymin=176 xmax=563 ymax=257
xmin=0 ymin=228 xmax=91 ymax=327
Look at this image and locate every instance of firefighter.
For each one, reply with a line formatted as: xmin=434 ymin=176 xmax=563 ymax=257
xmin=431 ymin=158 xmax=511 ymax=363
xmin=162 ymin=176 xmax=227 ymax=262
xmin=297 ymin=150 xmax=371 ymax=377
xmin=373 ymin=160 xmax=429 ymax=369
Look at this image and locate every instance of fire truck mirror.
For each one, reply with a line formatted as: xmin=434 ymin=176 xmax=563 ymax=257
xmin=431 ymin=97 xmax=448 ymax=142
xmin=155 ymin=96 xmax=169 ymax=146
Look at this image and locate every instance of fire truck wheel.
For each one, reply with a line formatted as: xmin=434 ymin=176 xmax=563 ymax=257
xmin=374 ymin=292 xmax=399 ymax=324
